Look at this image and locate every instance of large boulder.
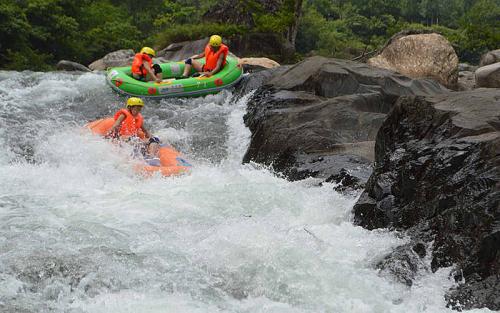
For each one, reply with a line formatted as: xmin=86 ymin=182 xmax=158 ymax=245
xmin=157 ymin=38 xmax=209 ymax=62
xmin=368 ymin=31 xmax=459 ymax=89
xmin=480 ymin=49 xmax=500 ymax=67
xmin=475 ymin=62 xmax=500 ymax=88
xmin=56 ymin=60 xmax=90 ymax=72
xmin=243 ymin=56 xmax=448 ymax=188
xmin=353 ymin=89 xmax=500 ymax=311
xmin=88 ymin=49 xmax=135 ymax=71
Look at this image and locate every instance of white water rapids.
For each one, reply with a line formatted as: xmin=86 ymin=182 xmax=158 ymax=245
xmin=0 ymin=71 xmax=493 ymax=312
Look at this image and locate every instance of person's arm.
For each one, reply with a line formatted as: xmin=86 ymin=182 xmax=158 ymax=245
xmin=190 ymin=52 xmax=205 ymax=60
xmin=204 ymin=54 xmax=225 ymax=77
xmin=106 ymin=114 xmax=125 ymax=137
xmin=143 ymin=61 xmax=161 ymax=82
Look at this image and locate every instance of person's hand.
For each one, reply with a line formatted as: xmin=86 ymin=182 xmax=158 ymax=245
xmin=104 ymin=128 xmax=118 ymax=139
xmin=155 ymin=78 xmax=162 ymax=83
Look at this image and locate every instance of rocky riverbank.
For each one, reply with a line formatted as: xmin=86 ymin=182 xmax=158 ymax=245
xmin=239 ymin=55 xmax=499 ymax=310
xmin=353 ymin=89 xmax=499 ymax=310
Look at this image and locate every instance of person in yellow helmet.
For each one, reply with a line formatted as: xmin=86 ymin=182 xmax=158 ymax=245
xmin=106 ymin=97 xmax=161 ymax=160
xmin=131 ymin=47 xmax=163 ymax=82
xmin=182 ymin=35 xmax=229 ymax=78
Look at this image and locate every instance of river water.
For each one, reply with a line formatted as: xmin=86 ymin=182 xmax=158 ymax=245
xmin=0 ymin=71 xmax=492 ymax=312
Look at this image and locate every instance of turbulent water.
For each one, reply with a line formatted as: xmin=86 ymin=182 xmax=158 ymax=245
xmin=0 ymin=71 xmax=492 ymax=313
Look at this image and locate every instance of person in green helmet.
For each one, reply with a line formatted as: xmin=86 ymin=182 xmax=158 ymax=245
xmin=182 ymin=35 xmax=229 ymax=78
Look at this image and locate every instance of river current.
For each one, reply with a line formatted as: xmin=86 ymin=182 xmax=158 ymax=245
xmin=0 ymin=71 xmax=492 ymax=312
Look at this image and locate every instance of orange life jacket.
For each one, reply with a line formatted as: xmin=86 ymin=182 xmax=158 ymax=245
xmin=204 ymin=44 xmax=228 ymax=71
xmin=131 ymin=53 xmax=152 ymax=76
xmin=114 ymin=108 xmax=143 ymax=137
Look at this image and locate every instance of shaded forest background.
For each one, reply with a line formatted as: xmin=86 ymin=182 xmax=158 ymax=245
xmin=1 ymin=0 xmax=499 ymax=70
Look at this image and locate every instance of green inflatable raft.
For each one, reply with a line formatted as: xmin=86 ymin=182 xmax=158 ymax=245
xmin=106 ymin=56 xmax=244 ymax=98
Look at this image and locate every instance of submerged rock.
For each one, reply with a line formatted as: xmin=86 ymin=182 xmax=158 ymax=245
xmin=368 ymin=31 xmax=459 ymax=89
xmin=56 ymin=60 xmax=90 ymax=72
xmin=243 ymin=56 xmax=448 ymax=188
xmin=353 ymin=89 xmax=500 ymax=310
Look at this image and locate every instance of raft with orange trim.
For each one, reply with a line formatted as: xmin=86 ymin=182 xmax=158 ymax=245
xmin=106 ymin=56 xmax=243 ymax=98
xmin=86 ymin=118 xmax=191 ymax=177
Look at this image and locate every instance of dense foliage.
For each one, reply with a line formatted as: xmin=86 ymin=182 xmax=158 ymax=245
xmin=0 ymin=0 xmax=498 ymax=70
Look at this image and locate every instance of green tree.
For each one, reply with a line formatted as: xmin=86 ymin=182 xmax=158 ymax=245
xmin=458 ymin=0 xmax=500 ymax=62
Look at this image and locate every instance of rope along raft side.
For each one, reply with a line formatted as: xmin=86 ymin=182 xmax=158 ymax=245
xmin=106 ymin=56 xmax=244 ymax=98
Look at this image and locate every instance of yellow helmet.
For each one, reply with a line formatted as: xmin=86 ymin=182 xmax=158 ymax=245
xmin=140 ymin=47 xmax=155 ymax=56
xmin=126 ymin=97 xmax=144 ymax=107
xmin=209 ymin=35 xmax=222 ymax=47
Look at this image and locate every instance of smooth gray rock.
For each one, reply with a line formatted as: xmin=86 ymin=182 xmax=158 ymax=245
xmin=480 ymin=49 xmax=500 ymax=67
xmin=88 ymin=49 xmax=135 ymax=71
xmin=476 ymin=62 xmax=500 ymax=88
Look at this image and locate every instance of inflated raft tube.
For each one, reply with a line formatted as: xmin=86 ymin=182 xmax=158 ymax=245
xmin=106 ymin=56 xmax=243 ymax=98
xmin=85 ymin=118 xmax=191 ymax=177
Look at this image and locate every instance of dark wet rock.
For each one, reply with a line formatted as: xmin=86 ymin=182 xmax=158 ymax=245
xmin=446 ymin=274 xmax=500 ymax=311
xmin=475 ymin=62 xmax=500 ymax=88
xmin=480 ymin=49 xmax=500 ymax=67
xmin=236 ymin=65 xmax=291 ymax=97
xmin=353 ymin=89 xmax=500 ymax=310
xmin=56 ymin=60 xmax=90 ymax=72
xmin=243 ymin=56 xmax=448 ymax=189
xmin=325 ymin=167 xmax=366 ymax=192
xmin=377 ymin=243 xmax=428 ymax=286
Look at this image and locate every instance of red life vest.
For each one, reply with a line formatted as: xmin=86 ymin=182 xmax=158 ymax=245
xmin=131 ymin=53 xmax=152 ymax=76
xmin=113 ymin=108 xmax=143 ymax=137
xmin=204 ymin=44 xmax=228 ymax=71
